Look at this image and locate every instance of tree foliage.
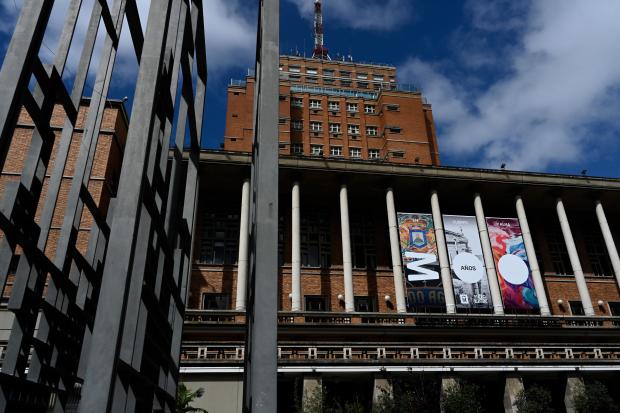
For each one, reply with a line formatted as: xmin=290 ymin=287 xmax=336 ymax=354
xmin=176 ymin=383 xmax=208 ymax=413
xmin=441 ymin=380 xmax=484 ymax=413
xmin=372 ymin=376 xmax=439 ymax=413
xmin=514 ymin=385 xmax=555 ymax=413
xmin=572 ymin=381 xmax=619 ymax=413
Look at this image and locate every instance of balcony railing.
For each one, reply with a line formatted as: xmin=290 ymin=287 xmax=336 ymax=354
xmin=180 ymin=343 xmax=620 ymax=364
xmin=184 ymin=310 xmax=620 ymax=329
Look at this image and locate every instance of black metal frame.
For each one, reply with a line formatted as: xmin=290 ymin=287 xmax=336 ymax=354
xmin=0 ymin=0 xmax=206 ymax=410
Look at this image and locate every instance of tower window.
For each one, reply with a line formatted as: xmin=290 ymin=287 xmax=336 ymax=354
xmin=368 ymin=149 xmax=380 ymax=159
xmin=310 ymin=99 xmax=322 ymax=109
xmin=366 ymin=126 xmax=378 ymax=136
xmin=349 ymin=147 xmax=361 ymax=159
xmin=310 ymin=145 xmax=324 ymax=156
xmin=310 ymin=121 xmax=322 ymax=132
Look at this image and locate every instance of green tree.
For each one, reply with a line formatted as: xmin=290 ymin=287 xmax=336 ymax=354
xmin=572 ymin=381 xmax=619 ymax=413
xmin=441 ymin=380 xmax=484 ymax=413
xmin=373 ymin=377 xmax=439 ymax=413
xmin=176 ymin=383 xmax=208 ymax=413
xmin=514 ymin=385 xmax=554 ymax=413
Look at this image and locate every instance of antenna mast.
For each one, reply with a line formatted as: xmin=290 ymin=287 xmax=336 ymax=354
xmin=312 ymin=0 xmax=331 ymax=60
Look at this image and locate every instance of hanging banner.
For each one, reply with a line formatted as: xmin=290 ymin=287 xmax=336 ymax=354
xmin=443 ymin=215 xmax=493 ymax=310
xmin=397 ymin=213 xmax=444 ymax=310
xmin=485 ymin=217 xmax=539 ymax=310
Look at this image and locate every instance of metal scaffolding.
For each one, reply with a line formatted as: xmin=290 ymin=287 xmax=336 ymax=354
xmin=0 ymin=0 xmax=206 ymax=410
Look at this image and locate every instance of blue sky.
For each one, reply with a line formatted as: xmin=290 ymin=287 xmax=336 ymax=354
xmin=1 ymin=0 xmax=620 ymax=177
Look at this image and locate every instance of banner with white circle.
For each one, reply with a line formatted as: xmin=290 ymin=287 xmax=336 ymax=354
xmin=486 ymin=217 xmax=539 ymax=311
xmin=443 ymin=215 xmax=493 ymax=310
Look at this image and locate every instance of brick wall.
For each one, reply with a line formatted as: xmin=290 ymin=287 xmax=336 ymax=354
xmin=0 ymin=100 xmax=127 ymax=299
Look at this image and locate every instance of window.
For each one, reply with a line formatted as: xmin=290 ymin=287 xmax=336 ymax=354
xmin=305 ymin=296 xmax=328 ymax=312
xmin=366 ymin=126 xmax=378 ymax=136
xmin=329 ymin=123 xmax=341 ymax=134
xmin=323 ymin=78 xmax=335 ymax=85
xmin=364 ymin=105 xmax=376 ymax=114
xmin=373 ymin=75 xmax=385 ymax=81
xmin=349 ymin=147 xmax=361 ymax=159
xmin=301 ymin=212 xmax=331 ymax=267
xmin=202 ymin=293 xmax=229 ymax=310
xmin=310 ymin=99 xmax=322 ymax=109
xmin=310 ymin=145 xmax=323 ymax=156
xmin=347 ymin=103 xmax=358 ymax=113
xmin=368 ymin=149 xmax=380 ymax=159
xmin=386 ymin=104 xmax=400 ymax=111
xmin=348 ymin=124 xmax=360 ymax=135
xmin=340 ymin=80 xmax=352 ymax=87
xmin=199 ymin=211 xmax=240 ymax=265
xmin=354 ymin=296 xmax=376 ymax=312
xmin=292 ymin=97 xmax=303 ymax=107
xmin=328 ymin=101 xmax=340 ymax=111
xmin=609 ymin=302 xmax=620 ymax=316
xmin=390 ymin=151 xmax=405 ymax=159
xmin=306 ymin=67 xmax=318 ymax=75
xmin=289 ymin=65 xmax=301 ymax=73
xmin=278 ymin=117 xmax=287 ymax=125
xmin=307 ymin=77 xmax=319 ymax=84
xmin=310 ymin=121 xmax=322 ymax=132
xmin=330 ymin=146 xmax=343 ymax=157
xmin=583 ymin=228 xmax=613 ymax=277
xmin=279 ymin=95 xmax=287 ymax=101
xmin=290 ymin=74 xmax=301 ymax=82
xmin=387 ymin=126 xmax=402 ymax=134
xmin=292 ymin=120 xmax=303 ymax=131
xmin=357 ymin=72 xmax=368 ymax=80
xmin=323 ymin=69 xmax=335 ymax=77
xmin=292 ymin=143 xmax=303 ymax=154
xmin=569 ymin=301 xmax=585 ymax=316
xmin=340 ymin=70 xmax=351 ymax=78
xmin=351 ymin=214 xmax=377 ymax=269
xmin=545 ymin=228 xmax=572 ymax=275
xmin=357 ymin=82 xmax=368 ymax=89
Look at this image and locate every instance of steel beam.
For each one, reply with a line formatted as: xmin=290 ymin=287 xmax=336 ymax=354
xmin=243 ymin=0 xmax=280 ymax=412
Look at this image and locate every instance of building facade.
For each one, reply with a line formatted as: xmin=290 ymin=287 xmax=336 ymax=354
xmin=180 ymin=56 xmax=620 ymax=412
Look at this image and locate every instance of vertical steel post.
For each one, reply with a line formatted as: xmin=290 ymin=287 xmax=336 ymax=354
xmin=243 ymin=0 xmax=280 ymax=411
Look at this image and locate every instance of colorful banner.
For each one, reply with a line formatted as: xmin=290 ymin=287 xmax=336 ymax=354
xmin=443 ymin=215 xmax=493 ymax=310
xmin=397 ymin=213 xmax=444 ymax=310
xmin=486 ymin=217 xmax=539 ymax=310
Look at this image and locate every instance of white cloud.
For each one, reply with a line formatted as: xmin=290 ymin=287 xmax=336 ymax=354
xmin=286 ymin=0 xmax=412 ymax=31
xmin=1 ymin=0 xmax=256 ymax=83
xmin=400 ymin=0 xmax=620 ymax=171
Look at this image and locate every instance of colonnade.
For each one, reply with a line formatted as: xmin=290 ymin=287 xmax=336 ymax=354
xmin=232 ymin=179 xmax=620 ymax=315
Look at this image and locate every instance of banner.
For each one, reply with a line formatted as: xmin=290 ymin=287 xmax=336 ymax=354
xmin=397 ymin=213 xmax=444 ymax=310
xmin=443 ymin=215 xmax=493 ymax=310
xmin=486 ymin=217 xmax=539 ymax=310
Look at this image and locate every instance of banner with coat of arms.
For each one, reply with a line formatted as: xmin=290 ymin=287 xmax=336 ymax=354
xmin=397 ymin=213 xmax=444 ymax=311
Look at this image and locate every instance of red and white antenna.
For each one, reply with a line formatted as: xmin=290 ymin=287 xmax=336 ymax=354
xmin=312 ymin=0 xmax=331 ymax=60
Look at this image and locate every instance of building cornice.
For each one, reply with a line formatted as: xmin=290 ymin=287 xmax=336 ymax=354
xmin=196 ymin=150 xmax=620 ymax=190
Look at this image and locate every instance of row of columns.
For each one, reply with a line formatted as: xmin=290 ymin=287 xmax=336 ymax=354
xmin=301 ymin=374 xmax=586 ymax=413
xmin=234 ymin=179 xmax=620 ymax=315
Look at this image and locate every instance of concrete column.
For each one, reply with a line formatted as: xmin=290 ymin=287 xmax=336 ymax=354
xmin=431 ymin=190 xmax=456 ymax=314
xmin=440 ymin=376 xmax=458 ymax=413
xmin=595 ymin=200 xmax=620 ymax=287
xmin=556 ymin=198 xmax=595 ymax=316
xmin=386 ymin=187 xmax=407 ymax=313
xmin=235 ymin=178 xmax=251 ymax=311
xmin=291 ymin=181 xmax=302 ymax=311
xmin=340 ymin=184 xmax=355 ymax=312
xmin=564 ymin=375 xmax=584 ymax=413
xmin=474 ymin=193 xmax=504 ymax=315
xmin=515 ymin=196 xmax=551 ymax=316
xmin=372 ymin=377 xmax=393 ymax=406
xmin=302 ymin=376 xmax=323 ymax=412
xmin=503 ymin=375 xmax=524 ymax=413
